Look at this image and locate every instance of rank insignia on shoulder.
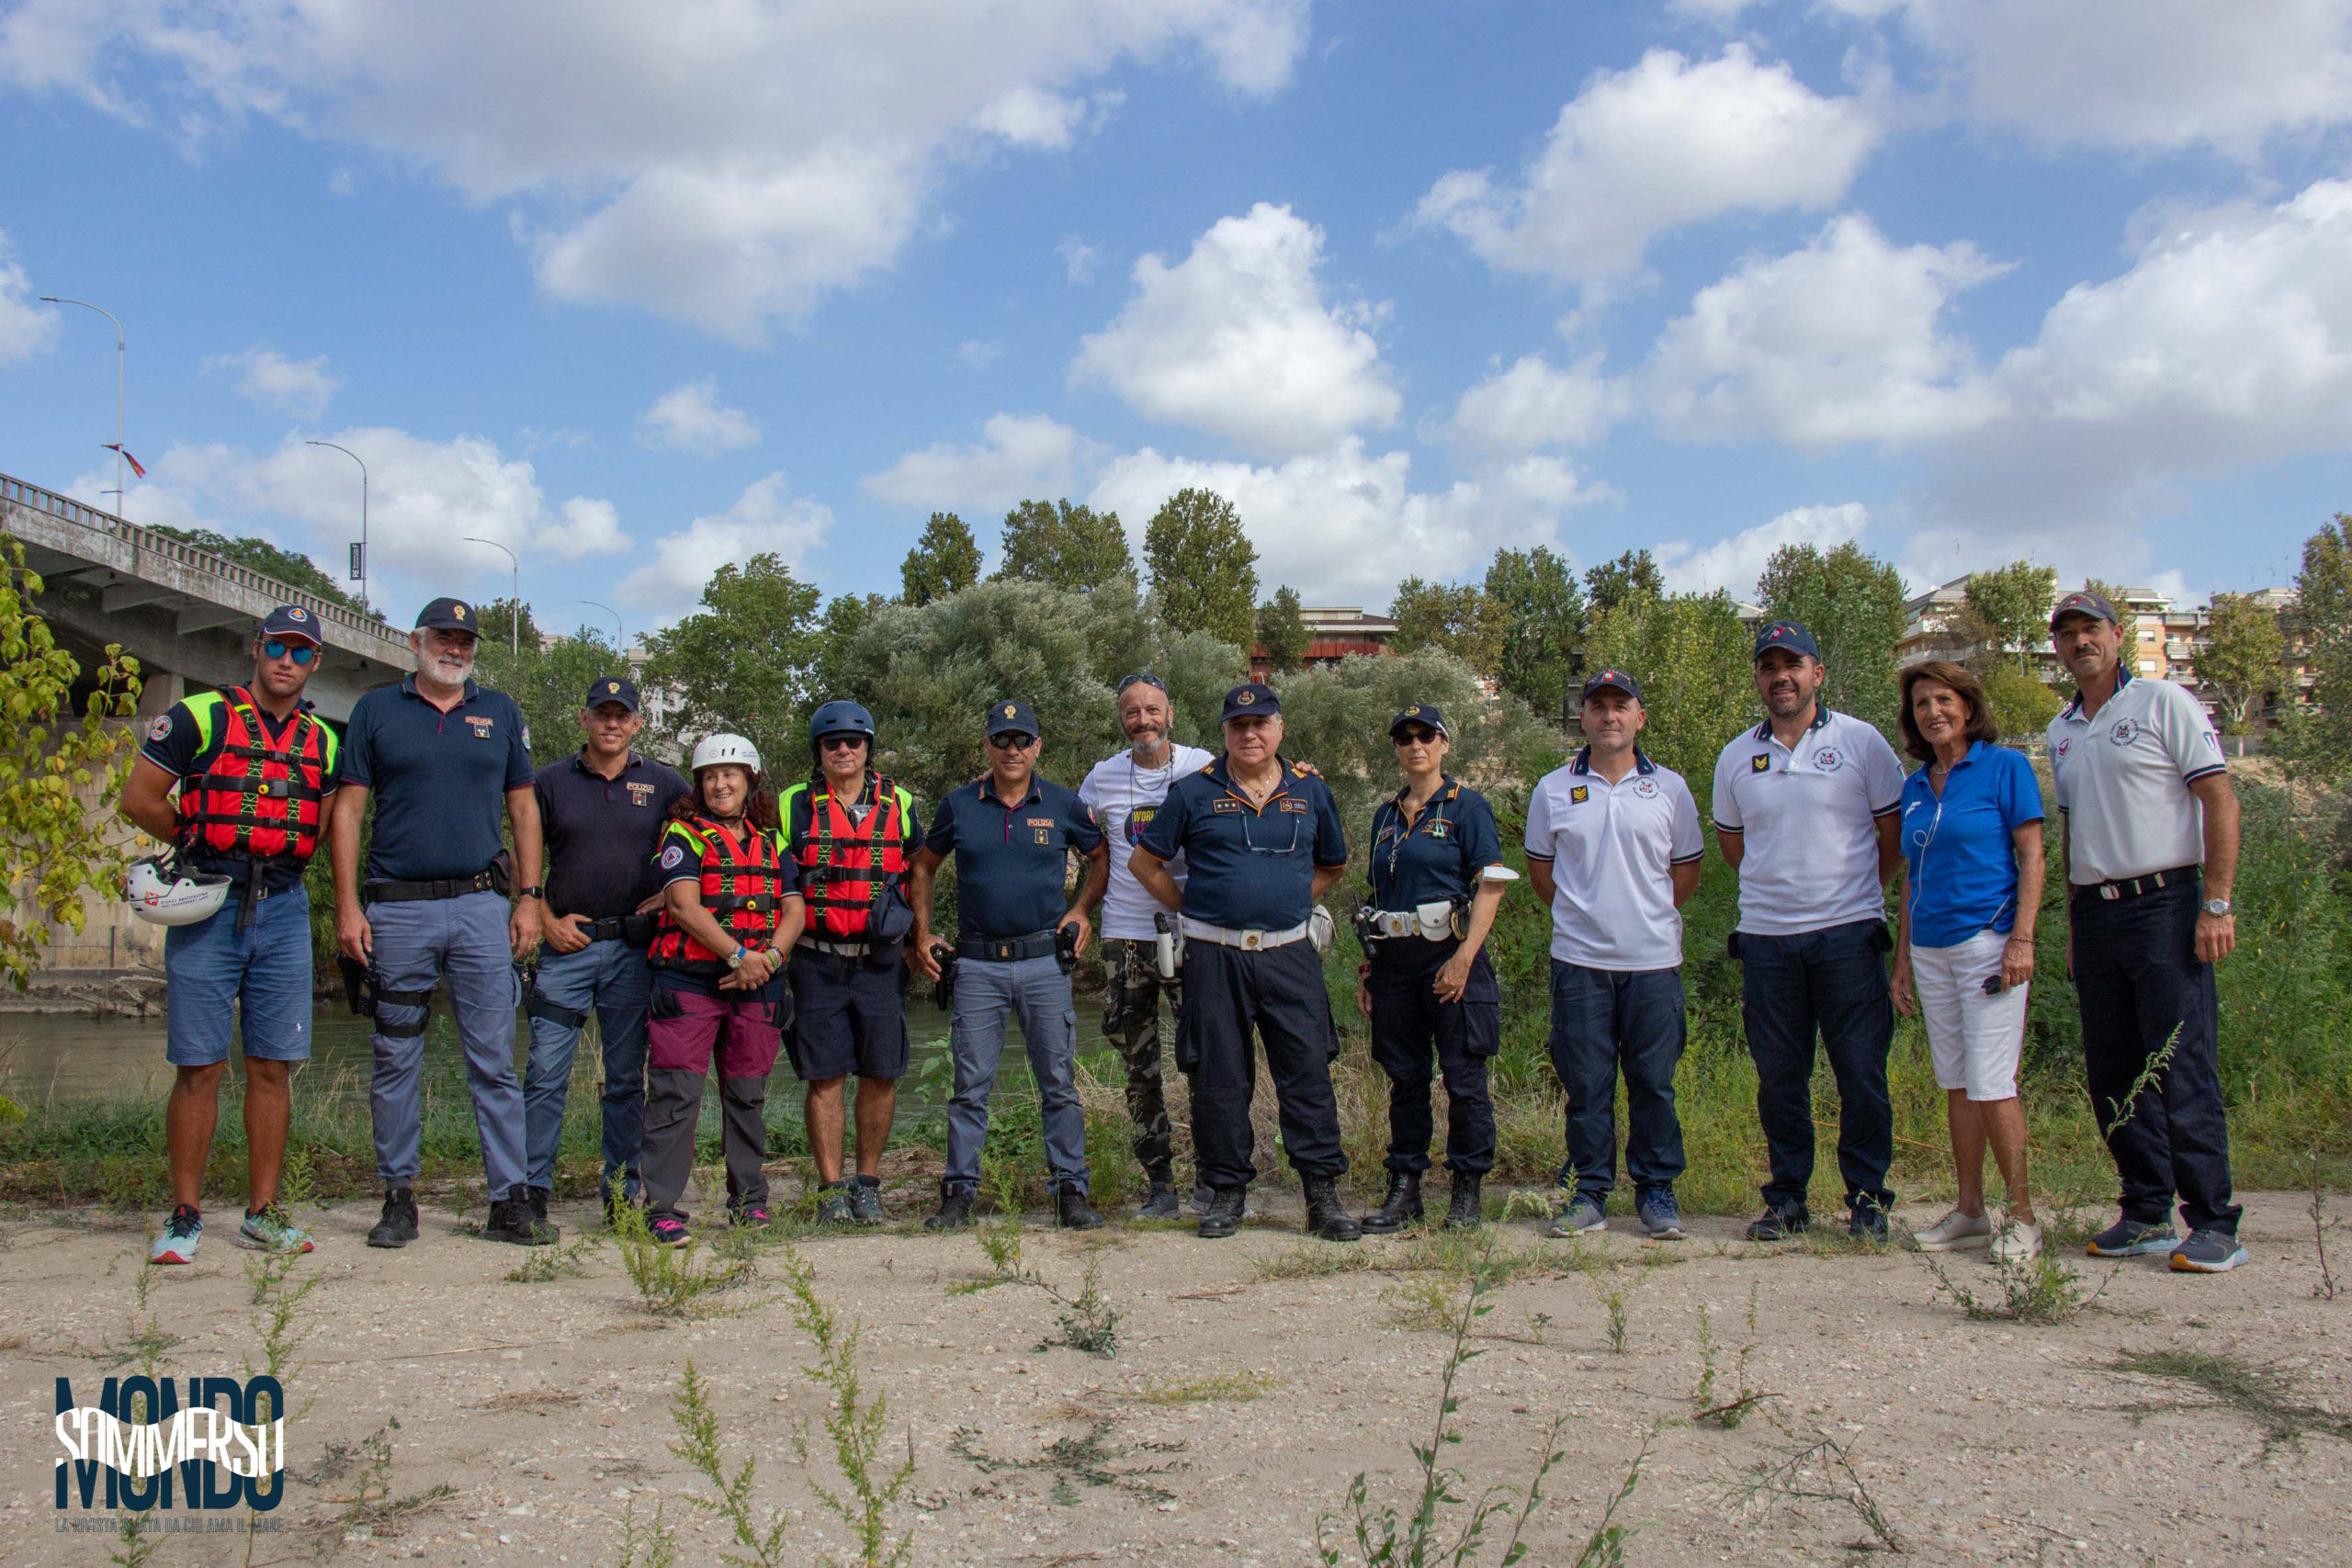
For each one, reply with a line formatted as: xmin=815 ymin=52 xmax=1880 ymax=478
xmin=1570 ymin=785 xmax=1589 ymax=805
xmin=1750 ymin=754 xmax=1771 ymax=773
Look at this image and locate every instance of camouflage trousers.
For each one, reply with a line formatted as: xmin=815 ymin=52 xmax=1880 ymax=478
xmin=1100 ymin=938 xmax=1182 ymax=1182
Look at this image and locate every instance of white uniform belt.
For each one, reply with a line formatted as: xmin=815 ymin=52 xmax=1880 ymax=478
xmin=1180 ymin=917 xmax=1310 ymax=951
xmin=1367 ymin=910 xmax=1419 ymax=939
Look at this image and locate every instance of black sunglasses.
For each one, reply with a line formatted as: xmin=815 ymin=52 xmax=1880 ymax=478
xmin=988 ymin=732 xmax=1037 ymax=750
xmin=262 ymin=640 xmax=318 ymax=665
xmin=1392 ymin=726 xmax=1442 ymax=746
xmin=820 ymin=734 xmax=868 ymax=750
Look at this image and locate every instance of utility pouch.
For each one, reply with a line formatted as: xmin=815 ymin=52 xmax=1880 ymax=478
xmin=489 ymin=849 xmax=516 ymax=897
xmin=1307 ymin=906 xmax=1335 ymax=954
xmin=1413 ymin=899 xmax=1457 ymax=942
xmin=1055 ymin=921 xmax=1081 ymax=975
xmin=650 ymin=983 xmax=685 ymax=1022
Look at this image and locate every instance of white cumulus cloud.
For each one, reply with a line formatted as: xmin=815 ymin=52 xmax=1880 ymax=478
xmin=1446 ymin=354 xmax=1631 ymax=458
xmin=0 ymin=232 xmax=59 ymax=364
xmin=1072 ymin=202 xmax=1400 ymax=457
xmin=204 ymin=346 xmax=344 ymax=421
xmin=616 ymin=473 xmax=834 ymax=610
xmin=1655 ymin=502 xmax=1871 ymax=598
xmin=635 ymin=377 xmax=763 ymax=456
xmin=1643 ymin=214 xmax=2011 ymax=447
xmin=1413 ymin=47 xmax=1883 ymax=295
xmin=862 ymin=413 xmax=1091 ymax=513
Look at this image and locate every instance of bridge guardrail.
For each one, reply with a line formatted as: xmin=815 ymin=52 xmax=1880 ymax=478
xmin=1 ymin=470 xmax=405 ymax=650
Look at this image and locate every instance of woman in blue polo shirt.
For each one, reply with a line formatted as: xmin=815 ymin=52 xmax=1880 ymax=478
xmin=1889 ymin=660 xmax=2046 ymax=1264
xmin=1354 ymin=704 xmax=1511 ymax=1234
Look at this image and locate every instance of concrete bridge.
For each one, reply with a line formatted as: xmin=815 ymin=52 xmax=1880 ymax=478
xmin=2 ymin=470 xmax=413 ymax=721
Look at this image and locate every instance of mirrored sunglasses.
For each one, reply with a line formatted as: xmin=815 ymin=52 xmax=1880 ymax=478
xmin=263 ymin=640 xmax=318 ymax=665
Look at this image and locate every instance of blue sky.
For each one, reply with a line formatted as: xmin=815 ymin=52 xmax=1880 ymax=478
xmin=3 ymin=0 xmax=2348 ymax=638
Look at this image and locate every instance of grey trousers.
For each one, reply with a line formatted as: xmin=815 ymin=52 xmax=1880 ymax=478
xmin=366 ymin=891 xmax=527 ymax=1196
xmin=944 ymin=953 xmax=1089 ymax=1194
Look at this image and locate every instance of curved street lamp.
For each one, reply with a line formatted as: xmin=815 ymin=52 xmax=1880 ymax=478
xmin=40 ymin=296 xmax=126 ymax=517
xmin=460 ymin=536 xmax=520 ymax=657
xmin=576 ymin=598 xmax=625 ymax=650
xmin=305 ymin=440 xmax=369 ymax=615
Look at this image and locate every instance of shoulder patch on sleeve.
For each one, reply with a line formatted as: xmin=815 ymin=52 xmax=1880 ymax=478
xmin=660 ymin=843 xmax=686 ymax=869
xmin=146 ymin=714 xmax=172 ymax=742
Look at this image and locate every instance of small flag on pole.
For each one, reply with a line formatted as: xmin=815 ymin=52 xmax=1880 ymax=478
xmin=102 ymin=443 xmax=147 ymax=478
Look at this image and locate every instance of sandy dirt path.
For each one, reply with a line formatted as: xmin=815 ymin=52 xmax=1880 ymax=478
xmin=3 ymin=1184 xmax=2346 ymax=1566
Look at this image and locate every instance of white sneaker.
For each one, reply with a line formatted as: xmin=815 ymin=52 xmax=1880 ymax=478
xmin=1910 ymin=1208 xmax=1991 ymax=1251
xmin=1988 ymin=1218 xmax=2043 ymax=1264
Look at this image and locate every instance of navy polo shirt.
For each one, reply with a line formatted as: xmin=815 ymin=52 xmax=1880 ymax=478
xmin=923 ymin=775 xmax=1104 ymax=940
xmin=1899 ymin=740 xmax=2044 ymax=950
xmin=339 ymin=675 xmax=534 ymax=883
xmin=536 ymin=751 xmax=691 ymax=919
xmin=1367 ymin=776 xmax=1503 ymax=912
xmin=1136 ymin=756 xmax=1348 ymax=931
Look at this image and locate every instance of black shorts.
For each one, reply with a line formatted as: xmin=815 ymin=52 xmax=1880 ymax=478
xmin=786 ymin=949 xmax=911 ymax=1082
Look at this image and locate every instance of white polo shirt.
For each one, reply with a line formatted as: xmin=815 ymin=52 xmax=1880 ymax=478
xmin=2046 ymin=671 xmax=2224 ymax=885
xmin=1525 ymin=749 xmax=1704 ymax=972
xmin=1078 ymin=742 xmax=1216 ymax=941
xmin=1711 ymin=706 xmax=1905 ymax=937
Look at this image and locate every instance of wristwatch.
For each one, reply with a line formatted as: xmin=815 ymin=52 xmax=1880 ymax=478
xmin=725 ymin=945 xmax=748 ymax=970
xmin=2201 ymin=897 xmax=2233 ymax=917
xmin=516 ymin=885 xmax=544 ymax=899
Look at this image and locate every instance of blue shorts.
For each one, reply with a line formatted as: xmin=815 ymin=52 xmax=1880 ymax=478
xmin=786 ymin=949 xmax=910 ymax=1081
xmin=163 ymin=881 xmax=314 ymax=1067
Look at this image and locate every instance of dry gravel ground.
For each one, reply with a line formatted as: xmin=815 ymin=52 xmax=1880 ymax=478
xmin=1 ymin=1182 xmax=2346 ymax=1567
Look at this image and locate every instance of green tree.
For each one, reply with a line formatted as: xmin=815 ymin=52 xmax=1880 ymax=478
xmin=1143 ymin=488 xmax=1259 ymax=647
xmin=0 ymin=536 xmax=142 ymax=995
xmin=1977 ymin=661 xmax=2062 ymax=736
xmin=1963 ymin=560 xmax=2058 ymax=673
xmin=1258 ymin=585 xmax=1311 ymax=674
xmin=2198 ymin=592 xmax=2287 ymax=734
xmin=808 ymin=592 xmax=887 ymax=722
xmin=2276 ymin=514 xmax=2352 ymax=776
xmin=471 ymin=596 xmax=542 ymax=655
xmin=1755 ymin=541 xmax=1908 ymax=742
xmin=1484 ymin=545 xmax=1587 ymax=723
xmin=900 ymin=513 xmax=982 ymax=606
xmin=1583 ymin=548 xmax=1664 ymax=616
xmin=639 ymin=553 xmax=824 ymax=771
xmin=994 ymin=499 xmax=1134 ymax=592
xmin=474 ymin=621 xmax=628 ymax=767
xmin=147 ymin=525 xmax=356 ymax=610
xmin=1388 ymin=578 xmax=1501 ymax=677
xmin=1584 ymin=590 xmax=1755 ymax=784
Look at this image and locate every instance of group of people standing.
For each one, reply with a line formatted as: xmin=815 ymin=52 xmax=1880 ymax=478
xmin=125 ymin=587 xmax=2250 ymax=1276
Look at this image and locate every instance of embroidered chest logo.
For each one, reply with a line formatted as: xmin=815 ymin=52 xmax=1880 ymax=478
xmin=1277 ymin=797 xmax=1310 ymax=814
xmin=627 ymin=782 xmax=656 ymax=806
xmin=1633 ymin=778 xmax=1659 ymax=799
xmin=1569 ymin=785 xmax=1590 ymax=805
xmin=2109 ymin=718 xmax=2142 ymax=746
xmin=1034 ymin=828 xmax=1052 ymax=845
xmin=1812 ymin=748 xmax=1843 ymax=773
xmin=465 ymin=716 xmax=495 ymax=739
xmin=2054 ymin=737 xmax=2072 ymax=761
xmin=1429 ymin=818 xmax=1451 ymax=838
xmin=1750 ymin=754 xmax=1771 ymax=773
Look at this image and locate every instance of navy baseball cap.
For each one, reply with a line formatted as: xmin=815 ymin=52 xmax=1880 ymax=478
xmin=985 ymin=698 xmax=1040 ymax=739
xmin=414 ymin=596 xmax=477 ymax=633
xmin=1388 ymin=703 xmax=1450 ymax=738
xmin=258 ymin=604 xmax=322 ymax=645
xmin=1580 ymin=668 xmax=1642 ymax=703
xmin=1752 ymin=620 xmax=1820 ymax=660
xmin=1220 ymin=682 xmax=1281 ymax=723
xmin=2050 ymin=590 xmax=2118 ymax=629
xmin=585 ymin=675 xmax=640 ymax=713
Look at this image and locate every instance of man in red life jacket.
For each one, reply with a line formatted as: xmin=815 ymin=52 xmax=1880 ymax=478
xmin=119 ymin=606 xmax=339 ymax=1263
xmin=778 ymin=701 xmax=922 ymax=1226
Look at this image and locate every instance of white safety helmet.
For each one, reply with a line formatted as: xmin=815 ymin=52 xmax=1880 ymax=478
xmin=125 ymin=857 xmax=233 ymax=927
xmin=689 ymin=732 xmax=762 ymax=774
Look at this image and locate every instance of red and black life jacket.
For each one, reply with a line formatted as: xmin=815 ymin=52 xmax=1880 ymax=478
xmin=648 ymin=813 xmax=790 ymax=971
xmin=174 ymin=687 xmax=334 ymax=864
xmin=786 ymin=774 xmax=910 ymax=940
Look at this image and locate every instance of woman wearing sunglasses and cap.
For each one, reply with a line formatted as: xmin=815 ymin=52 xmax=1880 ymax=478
xmin=1355 ymin=704 xmax=1513 ymax=1233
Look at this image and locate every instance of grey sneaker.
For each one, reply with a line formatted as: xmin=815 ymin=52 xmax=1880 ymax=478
xmin=1135 ymin=1181 xmax=1182 ymax=1220
xmin=2168 ymin=1228 xmax=2250 ymax=1273
xmin=814 ymin=1182 xmax=855 ymax=1225
xmin=236 ymin=1205 xmax=314 ymax=1254
xmin=1911 ymin=1208 xmax=1993 ymax=1252
xmin=2086 ymin=1217 xmax=2178 ymax=1258
xmin=847 ymin=1176 xmax=887 ymax=1226
xmin=1635 ymin=1190 xmax=1685 ymax=1240
xmin=1545 ymin=1194 xmax=1607 ymax=1237
xmin=150 ymin=1205 xmax=202 ymax=1266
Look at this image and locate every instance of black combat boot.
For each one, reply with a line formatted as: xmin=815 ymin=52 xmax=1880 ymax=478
xmin=486 ymin=1190 xmax=560 ymax=1247
xmin=1055 ymin=1183 xmax=1103 ymax=1231
xmin=526 ymin=1186 xmax=550 ymax=1225
xmin=1197 ymin=1187 xmax=1247 ymax=1239
xmin=1444 ymin=1174 xmax=1484 ymax=1231
xmin=1302 ymin=1176 xmax=1363 ymax=1243
xmin=366 ymin=1188 xmax=419 ymax=1249
xmin=1359 ymin=1171 xmax=1422 ymax=1235
xmin=924 ymin=1184 xmax=977 ymax=1230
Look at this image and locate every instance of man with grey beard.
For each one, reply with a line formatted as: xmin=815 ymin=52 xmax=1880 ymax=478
xmin=331 ymin=597 xmax=553 ymax=1250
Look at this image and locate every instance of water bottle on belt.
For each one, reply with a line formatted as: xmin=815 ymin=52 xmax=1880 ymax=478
xmin=1153 ymin=908 xmax=1182 ymax=979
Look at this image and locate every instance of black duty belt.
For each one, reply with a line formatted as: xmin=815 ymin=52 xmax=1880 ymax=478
xmin=364 ymin=868 xmax=501 ymax=904
xmin=956 ymin=929 xmax=1059 ymax=963
xmin=566 ymin=912 xmax=658 ymax=947
xmin=2077 ymin=863 xmax=2199 ymax=903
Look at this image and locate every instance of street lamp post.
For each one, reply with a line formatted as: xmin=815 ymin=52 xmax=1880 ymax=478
xmin=40 ymin=296 xmax=126 ymax=518
xmin=576 ymin=599 xmax=624 ymax=650
xmin=305 ymin=440 xmax=369 ymax=615
xmin=461 ymin=537 xmax=520 ymax=657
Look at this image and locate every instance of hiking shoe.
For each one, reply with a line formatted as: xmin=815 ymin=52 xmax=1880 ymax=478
xmin=815 ymin=1182 xmax=855 ymax=1225
xmin=1636 ymin=1189 xmax=1686 ymax=1241
xmin=526 ymin=1186 xmax=550 ymax=1225
xmin=649 ymin=1215 xmax=692 ymax=1248
xmin=2086 ymin=1217 xmax=2178 ymax=1258
xmin=1546 ymin=1193 xmax=1607 ymax=1237
xmin=1198 ymin=1187 xmax=1247 ymax=1239
xmin=1134 ymin=1181 xmax=1182 ymax=1220
xmin=1191 ymin=1182 xmax=1215 ymax=1214
xmin=1361 ymin=1171 xmax=1423 ymax=1235
xmin=236 ymin=1205 xmax=314 ymax=1255
xmin=2168 ymin=1228 xmax=2250 ymax=1273
xmin=1848 ymin=1204 xmax=1891 ymax=1246
xmin=1988 ymin=1218 xmax=2043 ymax=1265
xmin=486 ymin=1195 xmax=560 ymax=1246
xmin=1911 ymin=1209 xmax=1992 ymax=1252
xmin=366 ymin=1189 xmax=420 ymax=1249
xmin=925 ymin=1188 xmax=976 ymax=1231
xmin=1745 ymin=1204 xmax=1809 ymax=1243
xmin=848 ymin=1175 xmax=888 ymax=1226
xmin=730 ymin=1203 xmax=774 ymax=1229
xmin=1056 ymin=1184 xmax=1104 ymax=1231
xmin=150 ymin=1205 xmax=202 ymax=1266
xmin=1443 ymin=1175 xmax=1484 ymax=1232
